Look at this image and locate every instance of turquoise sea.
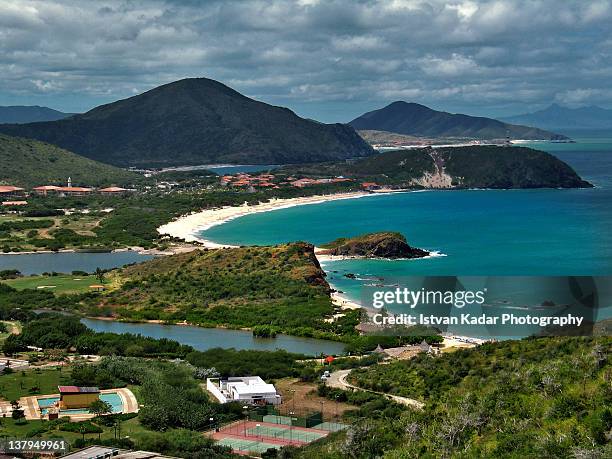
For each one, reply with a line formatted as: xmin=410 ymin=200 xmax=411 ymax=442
xmin=201 ymin=132 xmax=612 ymax=326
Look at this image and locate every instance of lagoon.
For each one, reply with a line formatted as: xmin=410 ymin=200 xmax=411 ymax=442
xmin=81 ymin=318 xmax=346 ymax=356
xmin=0 ymin=251 xmax=154 ymax=275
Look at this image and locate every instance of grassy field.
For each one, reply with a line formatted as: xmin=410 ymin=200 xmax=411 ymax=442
xmin=0 ymin=320 xmax=20 ymax=345
xmin=0 ymin=368 xmax=72 ymax=401
xmin=0 ymin=214 xmax=104 ymax=252
xmin=3 ymin=274 xmax=102 ymax=294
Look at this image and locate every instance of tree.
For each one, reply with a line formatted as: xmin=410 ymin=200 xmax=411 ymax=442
xmin=88 ymin=399 xmax=113 ymax=417
xmin=95 ymin=267 xmax=105 ymax=284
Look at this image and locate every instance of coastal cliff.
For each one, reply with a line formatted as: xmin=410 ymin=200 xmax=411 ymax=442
xmin=273 ymin=145 xmax=593 ymax=189
xmin=320 ymin=232 xmax=430 ymax=259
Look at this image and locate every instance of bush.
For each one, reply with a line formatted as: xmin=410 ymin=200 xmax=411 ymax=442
xmin=60 ymin=421 xmax=103 ymax=434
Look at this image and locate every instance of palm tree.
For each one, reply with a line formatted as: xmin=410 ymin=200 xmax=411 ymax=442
xmin=94 ymin=267 xmax=105 ymax=284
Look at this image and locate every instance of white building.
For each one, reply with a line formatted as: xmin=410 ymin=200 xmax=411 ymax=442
xmin=206 ymin=376 xmax=281 ymax=405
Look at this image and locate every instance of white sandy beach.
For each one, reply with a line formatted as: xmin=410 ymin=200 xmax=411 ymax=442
xmin=157 ymin=191 xmax=373 ymax=248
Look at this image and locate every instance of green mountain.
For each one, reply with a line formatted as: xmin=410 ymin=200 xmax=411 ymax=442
xmin=275 ymin=145 xmax=592 ymax=189
xmin=349 ymin=101 xmax=568 ymax=140
xmin=0 ymin=78 xmax=373 ymax=168
xmin=0 ymin=134 xmax=139 ymax=187
xmin=0 ymin=105 xmax=74 ymax=124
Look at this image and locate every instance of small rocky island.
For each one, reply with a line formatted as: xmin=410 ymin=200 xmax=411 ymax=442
xmin=319 ymin=232 xmax=430 ymax=259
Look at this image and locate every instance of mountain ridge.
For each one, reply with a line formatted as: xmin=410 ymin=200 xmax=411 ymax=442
xmin=0 ymin=78 xmax=373 ymax=168
xmin=0 ymin=105 xmax=74 ymax=124
xmin=349 ymin=101 xmax=568 ymax=140
xmin=501 ymin=103 xmax=612 ymax=129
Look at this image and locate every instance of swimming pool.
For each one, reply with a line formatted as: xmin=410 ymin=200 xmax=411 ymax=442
xmin=37 ymin=392 xmax=124 ymax=415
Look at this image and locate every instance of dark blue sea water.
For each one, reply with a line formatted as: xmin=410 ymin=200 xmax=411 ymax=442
xmin=201 ymin=134 xmax=612 ymax=311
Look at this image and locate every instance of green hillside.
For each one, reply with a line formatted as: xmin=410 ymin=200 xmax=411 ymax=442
xmin=275 ymin=145 xmax=592 ymax=189
xmin=0 ymin=134 xmax=140 ymax=187
xmin=82 ymin=243 xmax=350 ymax=338
xmin=296 ymin=336 xmax=611 ymax=458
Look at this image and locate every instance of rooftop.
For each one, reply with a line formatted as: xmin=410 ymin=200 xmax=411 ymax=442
xmin=58 ymin=386 xmax=100 ymax=394
xmin=0 ymin=185 xmax=25 ymax=193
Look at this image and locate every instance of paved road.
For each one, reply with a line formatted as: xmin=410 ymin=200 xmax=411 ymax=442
xmin=326 ymin=369 xmax=424 ymax=409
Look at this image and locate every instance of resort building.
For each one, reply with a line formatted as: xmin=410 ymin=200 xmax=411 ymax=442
xmin=58 ymin=386 xmax=100 ymax=409
xmin=99 ymin=187 xmax=132 ymax=195
xmin=32 ymin=185 xmax=62 ymax=196
xmin=33 ymin=185 xmax=94 ymax=197
xmin=57 ymin=186 xmax=95 ymax=197
xmin=0 ymin=185 xmax=25 ymax=198
xmin=206 ymin=376 xmax=281 ymax=405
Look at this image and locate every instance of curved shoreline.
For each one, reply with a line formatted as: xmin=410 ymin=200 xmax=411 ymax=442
xmin=157 ymin=191 xmax=376 ymax=248
xmin=156 ymin=191 xmax=394 ymax=311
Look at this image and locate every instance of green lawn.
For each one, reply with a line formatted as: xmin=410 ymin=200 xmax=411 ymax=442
xmin=0 ymin=414 xmax=149 ymax=443
xmin=0 ymin=320 xmax=20 ymax=344
xmin=3 ymin=275 xmax=102 ymax=295
xmin=0 ymin=368 xmax=72 ymax=401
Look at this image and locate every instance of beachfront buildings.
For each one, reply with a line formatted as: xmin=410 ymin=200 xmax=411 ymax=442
xmin=206 ymin=376 xmax=281 ymax=405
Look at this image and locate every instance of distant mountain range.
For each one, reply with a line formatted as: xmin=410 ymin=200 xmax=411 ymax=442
xmin=349 ymin=101 xmax=568 ymax=141
xmin=501 ymin=103 xmax=612 ymax=130
xmin=0 ymin=134 xmax=139 ymax=188
xmin=0 ymin=106 xmax=74 ymax=124
xmin=0 ymin=78 xmax=373 ymax=167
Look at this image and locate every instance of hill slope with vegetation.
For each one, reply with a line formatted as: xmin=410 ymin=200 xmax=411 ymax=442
xmin=0 ymin=134 xmax=140 ymax=187
xmin=349 ymin=101 xmax=568 ymax=140
xmin=82 ymin=243 xmax=354 ymax=338
xmin=275 ymin=145 xmax=592 ymax=189
xmin=295 ymin=336 xmax=611 ymax=458
xmin=0 ymin=78 xmax=373 ymax=167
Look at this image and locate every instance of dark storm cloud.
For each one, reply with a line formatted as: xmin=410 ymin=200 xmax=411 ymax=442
xmin=1 ymin=0 xmax=611 ymax=121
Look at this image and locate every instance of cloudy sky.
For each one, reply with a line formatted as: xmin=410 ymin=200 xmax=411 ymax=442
xmin=1 ymin=0 xmax=611 ymax=122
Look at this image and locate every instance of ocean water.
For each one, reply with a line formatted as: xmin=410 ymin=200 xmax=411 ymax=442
xmin=201 ymin=133 xmax=612 ymax=313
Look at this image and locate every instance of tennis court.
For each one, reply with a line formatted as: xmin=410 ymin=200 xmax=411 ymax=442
xmin=313 ymin=421 xmax=348 ymax=432
xmin=216 ymin=437 xmax=279 ymax=454
xmin=211 ymin=419 xmax=332 ymax=455
xmin=247 ymin=424 xmax=326 ymax=442
xmin=263 ymin=414 xmax=293 ymax=425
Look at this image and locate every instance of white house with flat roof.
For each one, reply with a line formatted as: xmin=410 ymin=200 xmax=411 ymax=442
xmin=206 ymin=376 xmax=281 ymax=405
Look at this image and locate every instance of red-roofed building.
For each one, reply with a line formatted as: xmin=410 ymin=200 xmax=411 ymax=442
xmin=57 ymin=186 xmax=93 ymax=195
xmin=0 ymin=185 xmax=25 ymax=197
xmin=361 ymin=182 xmax=380 ymax=191
xmin=99 ymin=187 xmax=131 ymax=195
xmin=32 ymin=185 xmax=62 ymax=196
